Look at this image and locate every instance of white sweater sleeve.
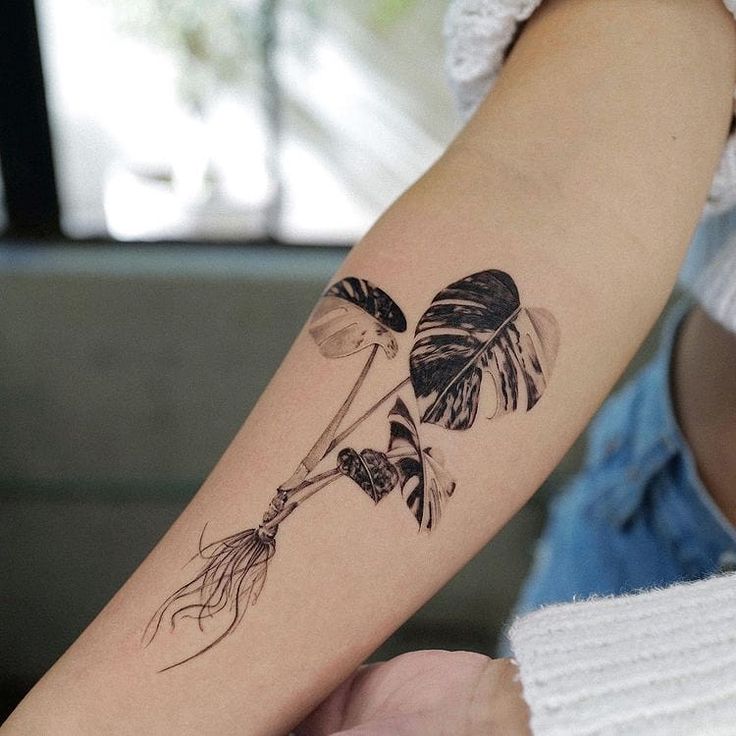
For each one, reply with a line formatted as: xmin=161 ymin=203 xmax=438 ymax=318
xmin=507 ymin=572 xmax=736 ymax=736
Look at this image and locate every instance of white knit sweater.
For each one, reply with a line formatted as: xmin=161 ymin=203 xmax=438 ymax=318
xmin=509 ymin=573 xmax=736 ymax=735
xmin=445 ymin=0 xmax=736 ymax=335
xmin=443 ymin=1 xmax=736 ymax=733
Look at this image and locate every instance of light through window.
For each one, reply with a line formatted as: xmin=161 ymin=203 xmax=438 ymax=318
xmin=35 ymin=0 xmax=458 ymax=242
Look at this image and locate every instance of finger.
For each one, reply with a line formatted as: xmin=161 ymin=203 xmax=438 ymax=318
xmin=331 ymin=713 xmax=433 ymax=736
xmin=294 ymin=665 xmax=377 ymax=736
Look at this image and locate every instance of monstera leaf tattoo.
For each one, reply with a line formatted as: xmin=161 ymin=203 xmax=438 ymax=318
xmin=144 ymin=269 xmax=557 ymax=670
xmin=410 ymin=270 xmax=559 ymax=430
xmin=388 ymin=398 xmax=455 ymax=530
xmin=282 ymin=277 xmax=408 ymax=492
xmin=334 ymin=399 xmax=455 ymax=529
xmin=309 ymin=276 xmax=407 ymax=359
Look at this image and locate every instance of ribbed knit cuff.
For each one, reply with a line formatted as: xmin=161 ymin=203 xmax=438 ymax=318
xmin=508 ymin=573 xmax=736 ymax=735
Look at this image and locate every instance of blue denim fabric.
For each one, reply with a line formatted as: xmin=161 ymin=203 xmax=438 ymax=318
xmin=501 ymin=302 xmax=736 ymax=650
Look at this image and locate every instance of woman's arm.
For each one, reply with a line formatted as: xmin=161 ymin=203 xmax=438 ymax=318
xmin=5 ymin=1 xmax=735 ymax=733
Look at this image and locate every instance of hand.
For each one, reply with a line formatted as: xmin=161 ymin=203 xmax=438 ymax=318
xmin=295 ymin=650 xmax=531 ymax=736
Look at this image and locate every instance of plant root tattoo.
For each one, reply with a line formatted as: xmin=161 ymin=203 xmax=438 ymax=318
xmin=143 ymin=527 xmax=276 ymax=671
xmin=144 ymin=271 xmax=559 ymax=670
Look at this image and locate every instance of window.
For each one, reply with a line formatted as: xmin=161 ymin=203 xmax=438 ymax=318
xmin=26 ymin=0 xmax=458 ymax=243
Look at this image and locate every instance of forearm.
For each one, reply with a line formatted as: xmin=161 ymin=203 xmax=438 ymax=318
xmin=5 ymin=1 xmax=735 ymax=734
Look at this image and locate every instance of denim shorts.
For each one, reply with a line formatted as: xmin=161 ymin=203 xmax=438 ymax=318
xmin=500 ymin=301 xmax=736 ymax=650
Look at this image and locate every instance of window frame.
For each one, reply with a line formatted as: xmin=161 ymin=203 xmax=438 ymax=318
xmin=1 ymin=0 xmax=349 ymax=249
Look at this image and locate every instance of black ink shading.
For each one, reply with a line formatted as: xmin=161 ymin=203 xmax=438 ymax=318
xmin=387 ymin=398 xmax=455 ymax=530
xmin=143 ymin=277 xmax=407 ymax=670
xmin=144 ymin=270 xmax=558 ymax=670
xmin=337 ymin=447 xmax=399 ymax=503
xmin=410 ymin=270 xmax=559 ymax=430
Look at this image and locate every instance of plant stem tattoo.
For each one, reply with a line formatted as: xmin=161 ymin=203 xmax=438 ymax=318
xmin=143 ymin=270 xmax=559 ymax=670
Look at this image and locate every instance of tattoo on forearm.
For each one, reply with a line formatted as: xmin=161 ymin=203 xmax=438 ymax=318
xmin=143 ymin=270 xmax=559 ymax=670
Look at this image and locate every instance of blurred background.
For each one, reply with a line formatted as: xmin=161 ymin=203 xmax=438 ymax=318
xmin=0 ymin=0 xmax=666 ymax=722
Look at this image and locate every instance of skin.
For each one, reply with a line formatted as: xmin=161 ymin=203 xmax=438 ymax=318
xmin=674 ymin=306 xmax=736 ymax=527
xmin=296 ymin=651 xmax=530 ymax=736
xmin=4 ymin=1 xmax=736 ymax=734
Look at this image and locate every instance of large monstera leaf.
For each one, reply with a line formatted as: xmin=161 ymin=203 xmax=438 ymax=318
xmin=388 ymin=398 xmax=456 ymax=531
xmin=309 ymin=277 xmax=407 ymax=358
xmin=410 ymin=270 xmax=559 ymax=430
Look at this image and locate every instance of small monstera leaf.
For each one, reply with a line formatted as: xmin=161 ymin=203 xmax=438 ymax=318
xmin=410 ymin=270 xmax=559 ymax=430
xmin=387 ymin=398 xmax=456 ymax=531
xmin=309 ymin=277 xmax=407 ymax=358
xmin=337 ymin=448 xmax=399 ymax=503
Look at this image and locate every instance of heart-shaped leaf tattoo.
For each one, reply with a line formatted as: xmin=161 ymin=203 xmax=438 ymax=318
xmin=337 ymin=447 xmax=399 ymax=503
xmin=309 ymin=276 xmax=407 ymax=359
